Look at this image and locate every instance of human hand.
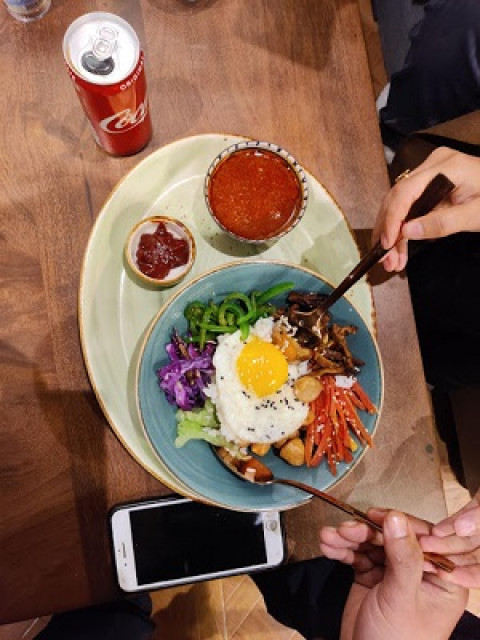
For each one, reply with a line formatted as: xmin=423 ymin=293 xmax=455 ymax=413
xmin=320 ymin=509 xmax=468 ymax=640
xmin=420 ymin=489 xmax=480 ymax=589
xmin=319 ymin=508 xmax=433 ymax=588
xmin=373 ymin=147 xmax=480 ymax=272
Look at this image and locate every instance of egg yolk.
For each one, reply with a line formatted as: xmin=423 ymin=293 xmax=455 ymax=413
xmin=236 ymin=337 xmax=288 ymax=397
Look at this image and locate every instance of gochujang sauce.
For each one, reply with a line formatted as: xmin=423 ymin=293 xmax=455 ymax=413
xmin=136 ymin=222 xmax=189 ymax=279
xmin=208 ymin=148 xmax=302 ymax=241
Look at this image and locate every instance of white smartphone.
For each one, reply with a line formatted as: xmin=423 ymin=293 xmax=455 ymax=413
xmin=110 ymin=496 xmax=286 ymax=592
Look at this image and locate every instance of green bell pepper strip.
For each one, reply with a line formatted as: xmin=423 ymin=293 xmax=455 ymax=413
xmin=218 ymin=301 xmax=246 ymax=326
xmin=254 ymin=281 xmax=295 ymax=305
xmin=184 ymin=301 xmax=207 ymax=321
xmin=197 ymin=323 xmax=238 ymax=333
xmin=251 ymin=300 xmax=275 ymax=320
xmin=239 ymin=322 xmax=250 ymax=340
xmin=183 ymin=282 xmax=294 ymax=347
xmin=221 ymin=292 xmax=254 ymax=322
xmin=198 ymin=304 xmax=219 ymax=349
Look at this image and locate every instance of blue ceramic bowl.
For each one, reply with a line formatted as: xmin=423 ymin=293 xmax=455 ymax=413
xmin=136 ymin=261 xmax=383 ymax=511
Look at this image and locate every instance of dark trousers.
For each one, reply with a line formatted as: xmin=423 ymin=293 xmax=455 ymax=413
xmin=34 ymin=595 xmax=154 ymax=640
xmin=407 ymin=231 xmax=480 ymax=392
xmin=33 ymin=562 xmax=353 ymax=640
xmin=254 ymin=560 xmax=480 ymax=640
xmin=378 ymin=0 xmax=480 ymax=150
xmin=33 ymin=565 xmax=480 ymax=639
xmin=253 ymin=558 xmax=353 ymax=640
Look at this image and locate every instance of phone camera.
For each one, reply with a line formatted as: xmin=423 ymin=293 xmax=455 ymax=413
xmin=265 ymin=520 xmax=278 ymax=531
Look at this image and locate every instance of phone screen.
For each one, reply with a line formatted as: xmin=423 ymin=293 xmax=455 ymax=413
xmin=130 ymin=501 xmax=269 ymax=586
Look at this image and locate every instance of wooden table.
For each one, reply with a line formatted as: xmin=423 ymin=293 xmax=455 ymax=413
xmin=0 ymin=0 xmax=447 ymax=624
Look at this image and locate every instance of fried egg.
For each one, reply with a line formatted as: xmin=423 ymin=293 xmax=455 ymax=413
xmin=205 ymin=317 xmax=309 ymax=443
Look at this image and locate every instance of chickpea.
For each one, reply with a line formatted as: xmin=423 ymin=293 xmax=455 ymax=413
xmin=279 ymin=437 xmax=305 ymax=466
xmin=293 ymin=375 xmax=323 ymax=403
xmin=273 ymin=437 xmax=288 ymax=449
xmin=250 ymin=442 xmax=271 ymax=457
xmin=273 ymin=430 xmax=299 ymax=449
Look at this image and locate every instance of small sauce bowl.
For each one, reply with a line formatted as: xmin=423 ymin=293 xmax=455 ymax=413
xmin=205 ymin=140 xmax=309 ymax=244
xmin=125 ymin=216 xmax=196 ymax=287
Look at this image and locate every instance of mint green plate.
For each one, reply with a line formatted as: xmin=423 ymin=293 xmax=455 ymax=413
xmin=137 ymin=261 xmax=383 ymax=512
xmin=78 ymin=133 xmax=376 ymax=503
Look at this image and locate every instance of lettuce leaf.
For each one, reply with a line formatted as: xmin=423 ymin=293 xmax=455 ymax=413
xmin=175 ymin=399 xmax=227 ymax=448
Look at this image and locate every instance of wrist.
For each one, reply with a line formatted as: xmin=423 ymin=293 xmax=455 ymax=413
xmin=340 ymin=583 xmax=370 ymax=640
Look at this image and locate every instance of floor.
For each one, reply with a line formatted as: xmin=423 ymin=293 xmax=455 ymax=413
xmin=1 ymin=2 xmax=478 ymax=638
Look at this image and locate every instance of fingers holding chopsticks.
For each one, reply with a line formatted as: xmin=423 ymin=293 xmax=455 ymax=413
xmin=320 ymin=498 xmax=480 ymax=591
xmin=319 ymin=508 xmax=436 ymax=588
xmin=373 ymin=147 xmax=480 ymax=272
xmin=419 ymin=489 xmax=480 ymax=588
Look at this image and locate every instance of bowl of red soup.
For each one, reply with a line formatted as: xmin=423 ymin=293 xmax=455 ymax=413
xmin=205 ymin=140 xmax=309 ymax=243
xmin=125 ymin=216 xmax=196 ymax=287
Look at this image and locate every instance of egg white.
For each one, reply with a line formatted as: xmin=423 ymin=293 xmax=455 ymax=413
xmin=204 ymin=318 xmax=309 ymax=444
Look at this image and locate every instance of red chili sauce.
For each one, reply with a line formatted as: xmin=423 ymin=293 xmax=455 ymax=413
xmin=208 ymin=149 xmax=302 ymax=241
xmin=136 ymin=222 xmax=189 ymax=279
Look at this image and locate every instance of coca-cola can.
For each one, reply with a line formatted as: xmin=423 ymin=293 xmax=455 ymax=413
xmin=63 ymin=12 xmax=152 ymax=156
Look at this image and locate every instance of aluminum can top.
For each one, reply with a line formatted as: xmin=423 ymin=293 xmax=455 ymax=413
xmin=63 ymin=12 xmax=140 ymax=86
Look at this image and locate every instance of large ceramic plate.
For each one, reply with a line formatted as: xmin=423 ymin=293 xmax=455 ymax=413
xmin=79 ymin=133 xmax=375 ymax=496
xmin=137 ymin=261 xmax=383 ymax=512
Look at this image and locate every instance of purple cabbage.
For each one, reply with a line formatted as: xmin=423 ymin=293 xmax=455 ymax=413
xmin=157 ymin=331 xmax=216 ymax=410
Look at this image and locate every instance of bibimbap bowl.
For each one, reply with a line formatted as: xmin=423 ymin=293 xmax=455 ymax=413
xmin=135 ymin=261 xmax=383 ymax=512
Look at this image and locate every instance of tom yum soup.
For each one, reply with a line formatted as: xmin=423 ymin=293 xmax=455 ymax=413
xmin=206 ymin=146 xmax=307 ymax=242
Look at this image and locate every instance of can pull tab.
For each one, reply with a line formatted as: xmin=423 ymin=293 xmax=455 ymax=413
xmin=93 ymin=26 xmax=118 ymax=60
xmin=81 ymin=25 xmax=117 ymax=75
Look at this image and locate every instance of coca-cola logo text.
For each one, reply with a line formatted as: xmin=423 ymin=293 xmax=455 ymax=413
xmin=100 ymin=101 xmax=148 ymax=134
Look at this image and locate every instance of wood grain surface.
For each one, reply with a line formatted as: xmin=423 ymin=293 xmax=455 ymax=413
xmin=0 ymin=0 xmax=446 ymax=624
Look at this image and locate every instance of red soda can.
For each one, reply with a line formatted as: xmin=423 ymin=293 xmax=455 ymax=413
xmin=63 ymin=12 xmax=152 ymax=156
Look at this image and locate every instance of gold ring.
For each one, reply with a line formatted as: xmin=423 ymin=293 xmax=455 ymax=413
xmin=395 ymin=169 xmax=411 ymax=183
